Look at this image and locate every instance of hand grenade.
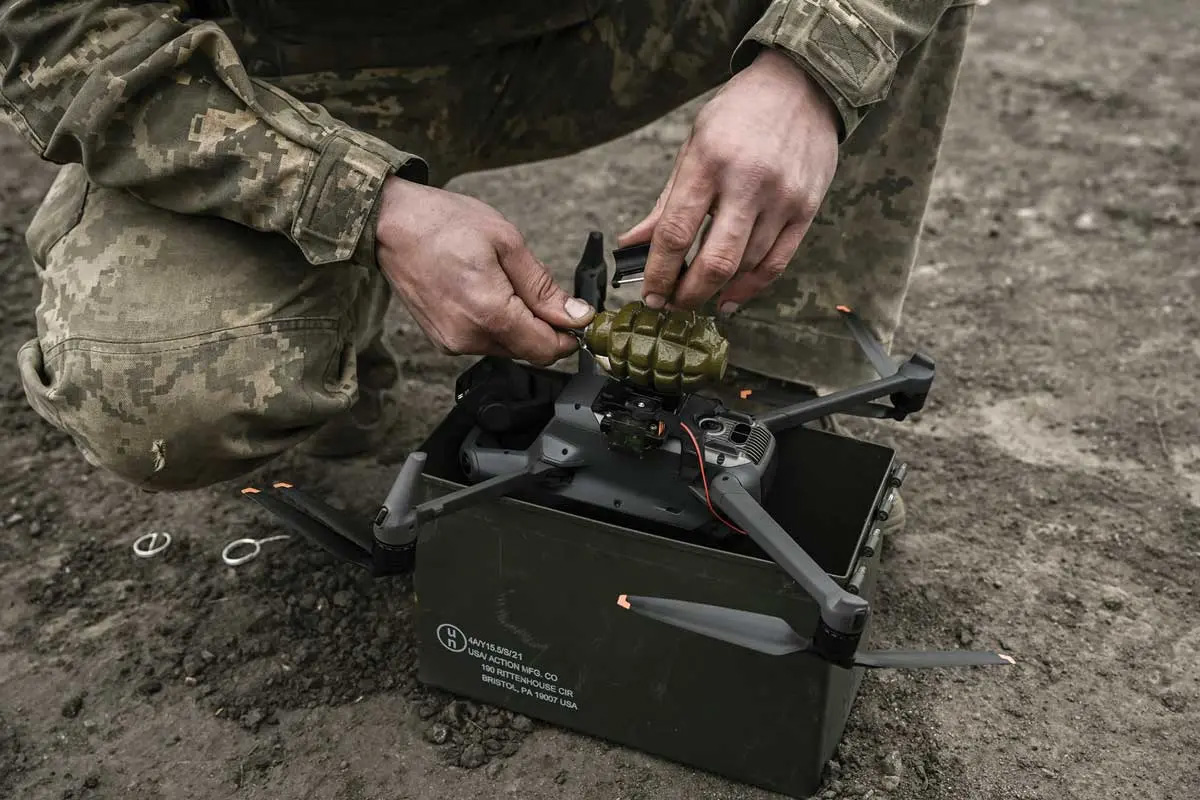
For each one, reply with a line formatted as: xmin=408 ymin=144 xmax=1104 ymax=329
xmin=583 ymin=301 xmax=728 ymax=394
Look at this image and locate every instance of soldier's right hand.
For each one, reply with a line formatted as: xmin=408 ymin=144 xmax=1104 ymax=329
xmin=373 ymin=178 xmax=596 ymax=365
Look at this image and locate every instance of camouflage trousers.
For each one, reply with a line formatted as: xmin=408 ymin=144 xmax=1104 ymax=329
xmin=17 ymin=2 xmax=974 ymax=491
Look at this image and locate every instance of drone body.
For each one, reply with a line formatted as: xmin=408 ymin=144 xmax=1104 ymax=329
xmin=457 ymin=362 xmax=775 ymax=534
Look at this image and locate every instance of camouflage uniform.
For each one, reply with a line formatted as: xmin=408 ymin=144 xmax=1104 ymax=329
xmin=2 ymin=0 xmax=976 ymax=491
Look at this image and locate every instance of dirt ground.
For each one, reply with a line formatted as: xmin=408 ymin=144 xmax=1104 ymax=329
xmin=1 ymin=1 xmax=1198 ymax=798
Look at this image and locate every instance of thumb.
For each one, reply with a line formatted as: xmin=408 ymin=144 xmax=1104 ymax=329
xmin=501 ymin=245 xmax=596 ymax=330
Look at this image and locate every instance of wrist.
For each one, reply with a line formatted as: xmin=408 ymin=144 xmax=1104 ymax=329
xmin=369 ymin=176 xmax=419 ymax=258
xmin=751 ymin=48 xmax=839 ymax=135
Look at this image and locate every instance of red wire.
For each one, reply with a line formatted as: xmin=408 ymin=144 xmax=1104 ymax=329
xmin=678 ymin=422 xmax=747 ymax=535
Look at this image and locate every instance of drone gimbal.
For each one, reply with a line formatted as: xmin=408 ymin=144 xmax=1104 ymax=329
xmin=241 ymin=233 xmax=1014 ymax=673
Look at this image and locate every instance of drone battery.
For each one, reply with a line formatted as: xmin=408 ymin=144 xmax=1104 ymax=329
xmin=411 ymin=364 xmax=899 ymax=799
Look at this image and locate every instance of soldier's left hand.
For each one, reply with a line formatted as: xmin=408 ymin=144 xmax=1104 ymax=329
xmin=618 ymin=49 xmax=840 ymax=313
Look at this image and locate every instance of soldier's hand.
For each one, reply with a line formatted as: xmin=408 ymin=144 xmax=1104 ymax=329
xmin=374 ymin=178 xmax=595 ymax=365
xmin=617 ymin=48 xmax=840 ymax=313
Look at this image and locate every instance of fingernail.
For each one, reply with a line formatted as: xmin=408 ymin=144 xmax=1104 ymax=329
xmin=644 ymin=293 xmax=666 ymax=309
xmin=719 ymin=301 xmax=739 ymax=315
xmin=564 ymin=297 xmax=592 ymax=319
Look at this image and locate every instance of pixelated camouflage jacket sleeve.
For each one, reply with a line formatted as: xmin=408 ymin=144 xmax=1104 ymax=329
xmin=735 ymin=0 xmax=976 ymax=140
xmin=0 ymin=0 xmax=429 ymax=267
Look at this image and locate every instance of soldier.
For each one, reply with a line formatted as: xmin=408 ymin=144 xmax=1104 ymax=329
xmin=2 ymin=0 xmax=975 ymax=539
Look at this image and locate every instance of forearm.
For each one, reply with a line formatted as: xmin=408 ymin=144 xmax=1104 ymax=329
xmin=732 ymin=0 xmax=977 ymax=140
xmin=0 ymin=0 xmax=427 ymax=265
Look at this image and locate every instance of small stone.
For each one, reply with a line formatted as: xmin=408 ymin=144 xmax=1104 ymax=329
xmin=29 ymin=520 xmax=42 ymax=537
xmin=827 ymin=760 xmax=842 ymax=776
xmin=486 ymin=760 xmax=504 ymax=779
xmin=881 ymin=775 xmax=901 ymax=791
xmin=136 ymin=679 xmax=162 ymax=696
xmin=82 ymin=775 xmax=99 ymax=790
xmin=332 ymin=590 xmax=353 ymax=608
xmin=239 ymin=709 xmax=264 ymax=731
xmin=340 ymin=761 xmax=350 ymax=771
xmin=82 ymin=720 xmax=96 ymax=731
xmin=1073 ymin=211 xmax=1100 ymax=232
xmin=511 ymin=714 xmax=533 ymax=733
xmin=460 ymin=744 xmax=486 ymax=769
xmin=61 ymin=692 xmax=86 ymax=719
xmin=200 ymin=650 xmax=216 ymax=663
xmin=417 ymin=702 xmax=440 ymax=720
xmin=183 ymin=677 xmax=197 ymax=687
xmin=882 ymin=750 xmax=903 ymax=777
xmin=5 ymin=513 xmax=24 ymax=526
xmin=424 ymin=723 xmax=449 ymax=745
xmin=1161 ymin=692 xmax=1187 ymax=713
xmin=442 ymin=701 xmax=466 ymax=726
xmin=1100 ymin=586 xmax=1128 ymax=611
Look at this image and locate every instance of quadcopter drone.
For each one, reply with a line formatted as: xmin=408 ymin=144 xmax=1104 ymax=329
xmin=241 ymin=232 xmax=1014 ymax=674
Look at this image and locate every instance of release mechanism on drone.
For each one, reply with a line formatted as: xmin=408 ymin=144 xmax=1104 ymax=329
xmin=241 ymin=232 xmax=1014 ymax=673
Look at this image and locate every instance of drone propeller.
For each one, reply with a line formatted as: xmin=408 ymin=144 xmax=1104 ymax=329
xmin=240 ymin=449 xmax=556 ymax=576
xmin=240 ymin=482 xmax=375 ymax=570
xmin=617 ymin=595 xmax=1015 ymax=670
xmin=835 ymin=305 xmax=897 ymax=378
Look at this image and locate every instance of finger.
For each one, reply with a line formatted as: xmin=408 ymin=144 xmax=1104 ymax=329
xmin=717 ymin=219 xmax=810 ymax=310
xmin=497 ymin=237 xmax=596 ymax=330
xmin=672 ymin=199 xmax=755 ymax=309
xmin=640 ymin=158 xmax=715 ymax=308
xmin=617 ymin=137 xmax=690 ymax=247
xmin=485 ymin=294 xmax=582 ymax=366
xmin=741 ymin=211 xmax=786 ymax=273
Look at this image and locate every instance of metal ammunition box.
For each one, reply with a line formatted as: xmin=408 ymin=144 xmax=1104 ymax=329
xmin=411 ymin=364 xmax=897 ymax=798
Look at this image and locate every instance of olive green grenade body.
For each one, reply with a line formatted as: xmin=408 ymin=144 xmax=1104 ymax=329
xmin=583 ymin=302 xmax=728 ymax=394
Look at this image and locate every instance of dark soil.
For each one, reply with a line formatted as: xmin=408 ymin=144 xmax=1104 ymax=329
xmin=2 ymin=1 xmax=1198 ymax=798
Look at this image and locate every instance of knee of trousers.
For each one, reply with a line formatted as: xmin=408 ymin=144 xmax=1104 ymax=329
xmin=17 ymin=324 xmax=359 ymax=492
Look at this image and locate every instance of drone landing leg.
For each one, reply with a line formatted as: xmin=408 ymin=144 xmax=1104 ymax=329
xmin=706 ymin=473 xmax=869 ymax=662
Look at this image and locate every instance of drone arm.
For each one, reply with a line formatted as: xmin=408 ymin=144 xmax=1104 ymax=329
xmin=374 ymin=450 xmax=555 ymax=538
xmin=706 ymin=473 xmax=869 ymax=646
xmin=413 ymin=460 xmax=554 ymax=523
xmin=755 ymin=355 xmax=935 ymax=433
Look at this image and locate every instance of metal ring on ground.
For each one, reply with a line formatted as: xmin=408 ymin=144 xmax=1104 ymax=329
xmin=221 ymin=535 xmax=290 ymax=567
xmin=133 ymin=531 xmax=172 ymax=558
